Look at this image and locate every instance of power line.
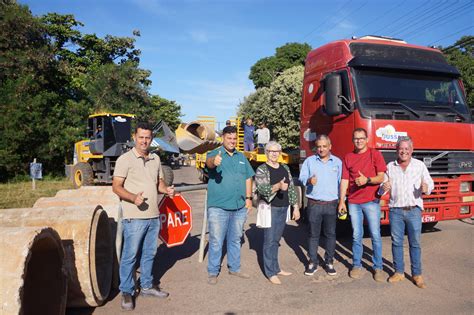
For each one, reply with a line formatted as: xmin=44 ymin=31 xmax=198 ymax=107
xmin=309 ymin=0 xmax=369 ymax=43
xmin=403 ymin=1 xmax=474 ymax=40
xmin=391 ymin=0 xmax=454 ymax=37
xmin=429 ymin=26 xmax=474 ymax=46
xmin=344 ymin=0 xmax=408 ymax=38
xmin=372 ymin=0 xmax=432 ymax=35
xmin=301 ymin=0 xmax=352 ymax=41
xmin=441 ymin=37 xmax=474 ymax=52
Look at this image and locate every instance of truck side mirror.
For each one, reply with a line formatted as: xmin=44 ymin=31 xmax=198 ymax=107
xmin=324 ymin=73 xmax=342 ymax=116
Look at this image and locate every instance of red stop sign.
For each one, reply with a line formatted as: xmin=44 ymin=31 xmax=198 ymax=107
xmin=158 ymin=194 xmax=192 ymax=247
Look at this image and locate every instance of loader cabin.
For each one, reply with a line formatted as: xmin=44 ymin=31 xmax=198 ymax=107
xmin=87 ymin=113 xmax=135 ymax=156
xmin=300 ymin=35 xmax=472 ymax=166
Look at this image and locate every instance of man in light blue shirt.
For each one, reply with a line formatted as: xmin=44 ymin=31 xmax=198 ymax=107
xmin=299 ymin=134 xmax=342 ymax=276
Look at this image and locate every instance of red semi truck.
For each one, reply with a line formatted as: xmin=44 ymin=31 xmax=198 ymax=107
xmin=299 ymin=35 xmax=474 ymax=227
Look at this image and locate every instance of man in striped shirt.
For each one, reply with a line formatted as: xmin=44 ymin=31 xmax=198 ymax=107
xmin=382 ymin=136 xmax=434 ymax=288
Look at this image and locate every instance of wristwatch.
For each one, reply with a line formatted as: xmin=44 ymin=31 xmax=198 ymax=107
xmin=367 ymin=177 xmax=372 ymax=184
xmin=246 ymin=196 xmax=252 ymax=200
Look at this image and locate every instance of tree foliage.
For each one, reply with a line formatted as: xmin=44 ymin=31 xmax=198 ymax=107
xmin=238 ymin=65 xmax=304 ymax=149
xmin=249 ymin=42 xmax=311 ymax=89
xmin=442 ymin=36 xmax=474 ymax=107
xmin=0 ymin=2 xmax=182 ymax=180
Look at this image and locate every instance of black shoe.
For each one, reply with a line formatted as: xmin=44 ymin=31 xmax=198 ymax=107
xmin=325 ymin=263 xmax=337 ymax=276
xmin=121 ymin=293 xmax=134 ymax=311
xmin=140 ymin=286 xmax=170 ymax=298
xmin=304 ymin=263 xmax=318 ymax=276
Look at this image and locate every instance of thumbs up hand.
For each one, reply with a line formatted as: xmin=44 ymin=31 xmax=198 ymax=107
xmin=134 ymin=191 xmax=145 ymax=206
xmin=166 ymin=185 xmax=175 ymax=198
xmin=420 ymin=176 xmax=428 ymax=194
xmin=355 ymin=171 xmax=368 ymax=187
xmin=214 ymin=151 xmax=222 ymax=166
xmin=280 ymin=177 xmax=289 ymax=191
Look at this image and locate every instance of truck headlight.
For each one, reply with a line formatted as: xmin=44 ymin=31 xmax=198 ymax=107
xmin=460 ymin=206 xmax=470 ymax=215
xmin=460 ymin=182 xmax=471 ymax=193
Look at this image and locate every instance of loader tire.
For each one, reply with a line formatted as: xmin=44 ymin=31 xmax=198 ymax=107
xmin=161 ymin=164 xmax=174 ymax=186
xmin=72 ymin=162 xmax=94 ymax=189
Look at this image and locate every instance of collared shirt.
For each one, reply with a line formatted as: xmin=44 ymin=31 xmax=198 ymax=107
xmin=113 ymin=148 xmax=164 ymax=219
xmin=384 ymin=158 xmax=434 ymax=210
xmin=299 ymin=154 xmax=342 ymax=201
xmin=206 ymin=147 xmax=255 ymax=210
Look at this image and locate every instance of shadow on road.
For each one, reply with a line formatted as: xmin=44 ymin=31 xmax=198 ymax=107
xmin=244 ymin=219 xmax=411 ymax=277
xmin=153 ymin=235 xmax=201 ymax=284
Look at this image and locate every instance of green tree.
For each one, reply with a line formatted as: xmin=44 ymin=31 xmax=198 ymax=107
xmin=239 ymin=65 xmax=304 ymax=149
xmin=442 ymin=36 xmax=474 ymax=108
xmin=249 ymin=42 xmax=311 ymax=89
xmin=0 ymin=2 xmax=65 ymax=179
xmin=149 ymin=95 xmax=183 ymax=131
xmin=0 ymin=2 xmax=182 ymax=180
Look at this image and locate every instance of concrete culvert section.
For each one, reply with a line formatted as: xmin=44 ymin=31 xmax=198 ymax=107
xmin=176 ymin=122 xmax=221 ymax=154
xmin=0 ymin=227 xmax=67 ymax=315
xmin=0 ymin=206 xmax=113 ymax=308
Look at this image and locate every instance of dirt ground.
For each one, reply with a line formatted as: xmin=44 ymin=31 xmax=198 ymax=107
xmin=68 ymin=166 xmax=474 ymax=315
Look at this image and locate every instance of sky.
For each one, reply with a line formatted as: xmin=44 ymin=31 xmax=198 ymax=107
xmin=21 ymin=0 xmax=474 ymax=127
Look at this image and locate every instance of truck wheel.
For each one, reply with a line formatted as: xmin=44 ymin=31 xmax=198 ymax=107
xmin=72 ymin=162 xmax=94 ymax=188
xmin=161 ymin=164 xmax=174 ymax=186
xmin=422 ymin=222 xmax=438 ymax=231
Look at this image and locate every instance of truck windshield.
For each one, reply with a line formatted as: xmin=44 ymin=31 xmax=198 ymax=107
xmin=353 ymin=69 xmax=470 ymax=122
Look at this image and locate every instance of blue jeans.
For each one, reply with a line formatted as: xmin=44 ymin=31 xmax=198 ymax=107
xmin=349 ymin=201 xmax=383 ymax=270
xmin=307 ymin=201 xmax=337 ymax=265
xmin=244 ymin=141 xmax=254 ymax=151
xmin=119 ymin=218 xmax=160 ymax=295
xmin=389 ymin=207 xmax=422 ymax=276
xmin=263 ymin=206 xmax=287 ymax=277
xmin=207 ymin=207 xmax=247 ymax=276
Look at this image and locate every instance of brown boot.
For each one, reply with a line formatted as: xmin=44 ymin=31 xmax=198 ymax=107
xmin=373 ymin=269 xmax=385 ymax=282
xmin=349 ymin=267 xmax=364 ymax=279
xmin=413 ymin=275 xmax=427 ymax=289
xmin=388 ymin=273 xmax=405 ymax=283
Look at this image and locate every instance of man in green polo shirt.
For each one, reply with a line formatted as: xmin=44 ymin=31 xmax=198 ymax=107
xmin=206 ymin=125 xmax=255 ymax=285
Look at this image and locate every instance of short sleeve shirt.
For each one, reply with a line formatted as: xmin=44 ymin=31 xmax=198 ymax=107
xmin=206 ymin=147 xmax=255 ymax=210
xmin=342 ymin=148 xmax=387 ymax=204
xmin=113 ymin=148 xmax=164 ymax=219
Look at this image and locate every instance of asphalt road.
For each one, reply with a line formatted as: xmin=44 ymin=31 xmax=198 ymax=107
xmin=68 ymin=166 xmax=474 ymax=315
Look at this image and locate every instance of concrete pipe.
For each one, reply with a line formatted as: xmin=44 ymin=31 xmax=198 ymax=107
xmin=0 ymin=226 xmax=67 ymax=315
xmin=53 ymin=186 xmax=114 ymax=198
xmin=0 ymin=206 xmax=113 ymax=308
xmin=176 ymin=122 xmax=221 ymax=154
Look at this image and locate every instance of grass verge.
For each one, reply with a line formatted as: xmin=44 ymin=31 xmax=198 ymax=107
xmin=0 ymin=178 xmax=74 ymax=209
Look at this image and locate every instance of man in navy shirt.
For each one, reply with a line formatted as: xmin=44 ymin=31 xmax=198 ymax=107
xmin=299 ymin=135 xmax=342 ymax=276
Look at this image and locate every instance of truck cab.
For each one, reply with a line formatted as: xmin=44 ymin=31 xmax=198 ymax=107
xmin=300 ymin=36 xmax=474 ymax=225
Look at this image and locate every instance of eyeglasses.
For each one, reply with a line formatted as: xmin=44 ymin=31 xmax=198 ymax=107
xmin=353 ymin=137 xmax=367 ymax=141
xmin=267 ymin=150 xmax=281 ymax=154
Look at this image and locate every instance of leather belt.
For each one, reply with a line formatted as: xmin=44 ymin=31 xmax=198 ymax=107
xmin=308 ymin=199 xmax=338 ymax=205
xmin=400 ymin=206 xmax=417 ymax=211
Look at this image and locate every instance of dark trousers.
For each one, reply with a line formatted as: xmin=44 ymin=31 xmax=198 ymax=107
xmin=307 ymin=200 xmax=337 ymax=265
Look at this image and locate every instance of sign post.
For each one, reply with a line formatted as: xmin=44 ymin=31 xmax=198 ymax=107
xmin=29 ymin=158 xmax=42 ymax=190
xmin=158 ymin=194 xmax=192 ymax=247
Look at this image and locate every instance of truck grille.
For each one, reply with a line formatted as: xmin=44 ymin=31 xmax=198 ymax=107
xmin=381 ymin=150 xmax=474 ymax=175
